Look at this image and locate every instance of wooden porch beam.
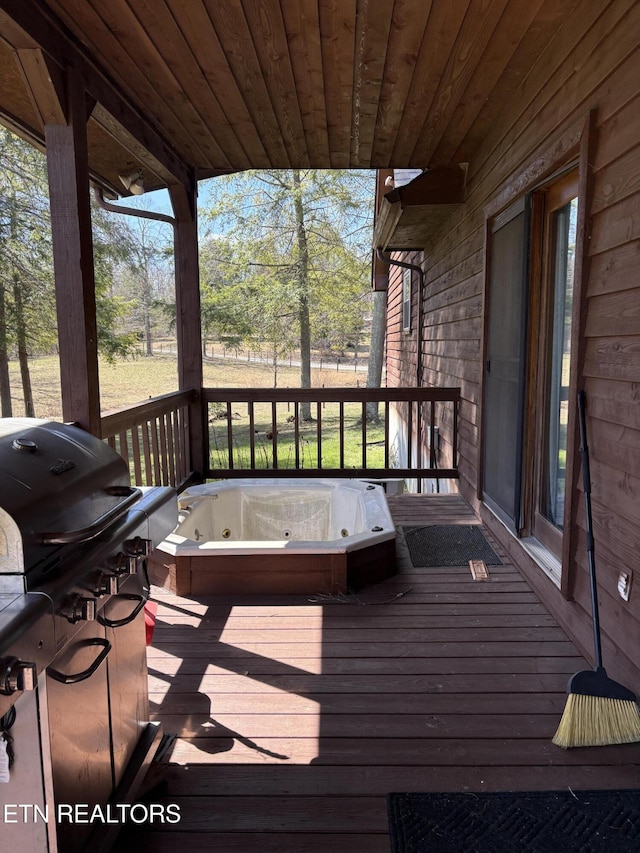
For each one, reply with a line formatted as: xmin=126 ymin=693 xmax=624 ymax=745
xmin=45 ymin=67 xmax=100 ymax=435
xmin=15 ymin=48 xmax=66 ymax=126
xmin=382 ymin=166 xmax=467 ymax=207
xmin=169 ymin=181 xmax=205 ymax=478
xmin=0 ymin=0 xmax=191 ymax=187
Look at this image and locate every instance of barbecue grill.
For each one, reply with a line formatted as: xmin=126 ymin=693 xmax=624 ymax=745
xmin=0 ymin=418 xmax=178 ymax=852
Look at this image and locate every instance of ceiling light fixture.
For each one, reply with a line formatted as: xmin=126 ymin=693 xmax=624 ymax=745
xmin=118 ymin=167 xmax=145 ymax=196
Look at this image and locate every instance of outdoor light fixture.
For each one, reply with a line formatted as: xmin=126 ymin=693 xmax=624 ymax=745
xmin=118 ymin=167 xmax=145 ymax=195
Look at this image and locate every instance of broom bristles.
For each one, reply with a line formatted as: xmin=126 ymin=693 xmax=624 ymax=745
xmin=552 ymin=692 xmax=640 ymax=749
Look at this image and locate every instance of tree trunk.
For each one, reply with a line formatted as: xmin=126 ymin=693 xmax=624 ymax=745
xmin=12 ymin=275 xmax=34 ymax=417
xmin=293 ymin=170 xmax=313 ymax=421
xmin=9 ymin=206 xmax=34 ymax=417
xmin=366 ymin=289 xmax=387 ymax=422
xmin=271 ymin=340 xmax=278 ymax=388
xmin=0 ymin=284 xmax=12 ymax=417
xmin=144 ymin=271 xmax=153 ymax=356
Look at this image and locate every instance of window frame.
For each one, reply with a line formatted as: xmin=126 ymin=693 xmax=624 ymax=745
xmin=524 ymin=170 xmax=580 ymax=560
xmin=480 ymin=113 xmax=594 ymax=595
xmin=401 ymin=268 xmax=412 ymax=332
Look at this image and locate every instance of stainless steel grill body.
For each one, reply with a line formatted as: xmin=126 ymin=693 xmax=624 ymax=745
xmin=0 ymin=418 xmax=178 ymax=852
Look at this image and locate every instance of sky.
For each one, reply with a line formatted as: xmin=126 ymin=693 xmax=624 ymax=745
xmin=104 ymin=179 xmax=219 ymax=242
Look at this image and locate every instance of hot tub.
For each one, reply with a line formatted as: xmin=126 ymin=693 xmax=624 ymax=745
xmin=148 ymin=478 xmax=397 ymax=595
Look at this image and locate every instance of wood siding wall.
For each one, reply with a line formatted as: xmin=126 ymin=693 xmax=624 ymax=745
xmin=385 ymin=0 xmax=640 ymax=692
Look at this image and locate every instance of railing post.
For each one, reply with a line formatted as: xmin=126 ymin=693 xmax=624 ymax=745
xmin=45 ymin=67 xmax=101 ymax=436
xmin=170 ymin=181 xmax=205 ymax=479
xmin=453 ymin=393 xmax=459 ymax=471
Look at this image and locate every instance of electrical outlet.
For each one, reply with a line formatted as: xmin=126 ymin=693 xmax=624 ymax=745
xmin=618 ymin=570 xmax=633 ymax=602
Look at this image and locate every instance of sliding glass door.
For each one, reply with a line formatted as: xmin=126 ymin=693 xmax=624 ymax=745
xmin=482 ymin=198 xmax=530 ymax=530
xmin=483 ymin=170 xmax=578 ymax=563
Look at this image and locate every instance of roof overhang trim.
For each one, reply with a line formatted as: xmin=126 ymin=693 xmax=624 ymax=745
xmin=373 ymin=165 xmax=467 ymax=251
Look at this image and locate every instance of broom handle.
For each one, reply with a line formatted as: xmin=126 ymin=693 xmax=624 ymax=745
xmin=578 ymin=389 xmax=603 ymax=669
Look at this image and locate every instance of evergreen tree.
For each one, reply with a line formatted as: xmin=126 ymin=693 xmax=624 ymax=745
xmin=203 ymin=169 xmax=375 ymax=417
xmin=0 ymin=128 xmax=139 ymax=415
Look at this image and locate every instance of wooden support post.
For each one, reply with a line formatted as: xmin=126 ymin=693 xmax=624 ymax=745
xmin=372 ymin=170 xmax=393 ymax=291
xmin=170 ymin=181 xmax=205 ymax=478
xmin=43 ymin=67 xmax=101 ymax=435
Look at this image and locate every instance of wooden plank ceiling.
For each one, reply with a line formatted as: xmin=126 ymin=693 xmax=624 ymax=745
xmin=0 ymin=0 xmax=573 ymax=195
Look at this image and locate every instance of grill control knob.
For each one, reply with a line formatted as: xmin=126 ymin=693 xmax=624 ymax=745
xmin=0 ymin=657 xmax=36 ymax=695
xmin=62 ymin=595 xmax=97 ymax=623
xmin=114 ymin=552 xmax=138 ymax=575
xmin=124 ymin=537 xmax=153 ymax=558
xmin=93 ymin=572 xmax=120 ymax=596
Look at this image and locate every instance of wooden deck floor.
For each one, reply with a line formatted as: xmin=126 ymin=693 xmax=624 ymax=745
xmin=129 ymin=494 xmax=640 ymax=851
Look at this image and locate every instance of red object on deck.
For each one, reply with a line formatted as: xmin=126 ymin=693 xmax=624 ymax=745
xmin=144 ymin=601 xmax=158 ymax=646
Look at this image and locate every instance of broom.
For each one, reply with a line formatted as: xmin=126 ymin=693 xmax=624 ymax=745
xmin=552 ymin=390 xmax=640 ymax=748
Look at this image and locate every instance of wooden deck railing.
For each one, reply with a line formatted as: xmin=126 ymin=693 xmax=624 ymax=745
xmin=100 ymin=389 xmax=196 ymax=489
xmin=100 ymin=386 xmax=460 ymax=491
xmin=203 ymin=386 xmax=460 ymax=484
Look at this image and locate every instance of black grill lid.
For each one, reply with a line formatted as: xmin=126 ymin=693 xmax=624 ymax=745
xmin=0 ymin=419 xmax=132 ymax=573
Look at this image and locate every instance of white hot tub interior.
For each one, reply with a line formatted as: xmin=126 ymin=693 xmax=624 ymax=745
xmin=175 ymin=480 xmax=378 ymax=543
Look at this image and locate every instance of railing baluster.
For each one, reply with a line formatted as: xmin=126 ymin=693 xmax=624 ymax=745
xmin=271 ymin=401 xmax=278 ymax=470
xmin=131 ymin=425 xmax=143 ymax=485
xmin=249 ymin=402 xmax=256 ymax=468
xmin=361 ymin=402 xmax=367 ymax=469
xmin=118 ymin=431 xmax=129 ymax=472
xmin=339 ymin=402 xmax=344 ymax=469
xmin=151 ymin=418 xmax=161 ymax=485
xmin=175 ymin=407 xmax=184 ymax=483
xmin=294 ymin=402 xmax=300 ymax=469
xmin=384 ymin=402 xmax=389 ymax=468
xmin=407 ymin=400 xmax=413 ymax=469
xmin=172 ymin=410 xmax=182 ymax=484
xmin=316 ymin=402 xmax=322 ymax=469
xmin=183 ymin=405 xmax=191 ymax=481
xmin=430 ymin=399 xmax=436 ymax=470
xmin=166 ymin=412 xmax=176 ymax=486
xmin=177 ymin=406 xmax=190 ymax=485
xmin=226 ymin=402 xmax=234 ymax=470
xmin=158 ymin=415 xmax=169 ymax=485
xmin=141 ymin=421 xmax=153 ymax=486
xmin=417 ymin=401 xmax=422 ymax=494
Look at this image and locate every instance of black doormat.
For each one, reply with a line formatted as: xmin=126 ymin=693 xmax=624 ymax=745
xmin=387 ymin=790 xmax=640 ymax=853
xmin=401 ymin=524 xmax=502 ymax=567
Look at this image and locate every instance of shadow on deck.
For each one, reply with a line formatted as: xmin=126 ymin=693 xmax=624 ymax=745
xmin=125 ymin=494 xmax=640 ymax=852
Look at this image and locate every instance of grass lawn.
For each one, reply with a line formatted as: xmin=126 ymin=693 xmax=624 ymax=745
xmin=209 ymin=400 xmax=387 ymax=472
xmin=8 ymin=355 xmax=386 ymax=474
xmin=7 ymin=353 xmax=368 ymax=420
